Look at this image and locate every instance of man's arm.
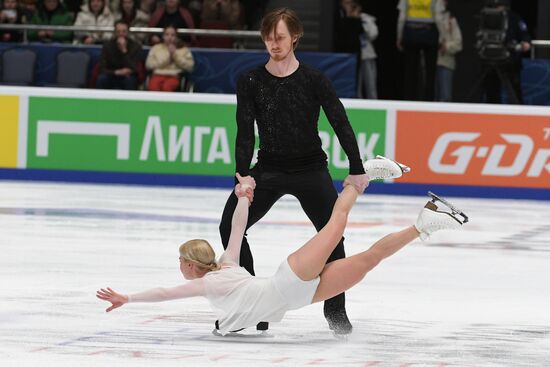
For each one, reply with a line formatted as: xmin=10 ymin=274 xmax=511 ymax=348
xmin=318 ymin=75 xmax=365 ymax=175
xmin=318 ymin=74 xmax=368 ymax=192
xmin=235 ymin=74 xmax=256 ymax=178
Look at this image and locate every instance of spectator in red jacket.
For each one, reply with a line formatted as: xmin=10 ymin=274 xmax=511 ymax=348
xmin=148 ymin=0 xmax=194 ymax=45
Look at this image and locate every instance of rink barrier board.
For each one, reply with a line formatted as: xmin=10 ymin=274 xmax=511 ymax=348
xmin=0 ymin=167 xmax=548 ymax=201
xmin=0 ymin=86 xmax=549 ymax=200
xmin=0 ymin=95 xmax=19 ymax=168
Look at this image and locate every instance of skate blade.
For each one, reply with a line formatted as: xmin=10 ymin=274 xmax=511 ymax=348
xmin=375 ymin=155 xmax=411 ymax=174
xmin=427 ymin=191 xmax=469 ymax=224
xmin=332 ymin=331 xmax=350 ymax=341
xmin=212 ymin=329 xmax=274 ymax=338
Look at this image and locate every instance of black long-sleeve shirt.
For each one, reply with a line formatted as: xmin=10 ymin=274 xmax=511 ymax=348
xmin=99 ymin=37 xmax=142 ymax=74
xmin=235 ymin=64 xmax=365 ymax=176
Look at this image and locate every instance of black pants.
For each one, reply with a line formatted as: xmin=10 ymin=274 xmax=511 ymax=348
xmin=482 ymin=63 xmax=523 ymax=104
xmin=403 ymin=44 xmax=438 ymax=101
xmin=219 ymin=167 xmax=347 ymax=316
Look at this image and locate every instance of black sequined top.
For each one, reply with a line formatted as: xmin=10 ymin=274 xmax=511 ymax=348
xmin=235 ymin=64 xmax=365 ymax=176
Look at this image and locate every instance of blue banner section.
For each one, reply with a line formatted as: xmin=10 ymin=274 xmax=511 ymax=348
xmin=1 ymin=168 xmax=548 ymax=201
xmin=0 ymin=43 xmax=357 ymax=97
xmin=522 ymin=59 xmax=550 ymax=106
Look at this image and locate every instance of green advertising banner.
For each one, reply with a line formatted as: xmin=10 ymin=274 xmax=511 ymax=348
xmin=27 ymin=96 xmax=386 ymax=179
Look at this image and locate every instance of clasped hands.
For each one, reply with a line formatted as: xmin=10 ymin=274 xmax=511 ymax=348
xmin=234 ymin=172 xmax=255 ymax=205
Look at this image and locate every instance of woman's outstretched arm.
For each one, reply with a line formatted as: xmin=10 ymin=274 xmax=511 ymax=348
xmin=222 ymin=173 xmax=255 ymax=264
xmin=96 ymin=279 xmax=205 ymax=312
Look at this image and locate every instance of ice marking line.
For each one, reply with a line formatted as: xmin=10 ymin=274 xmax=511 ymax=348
xmin=30 ymin=346 xmax=51 ymax=352
xmin=271 ymin=357 xmax=291 ymax=363
xmin=0 ymin=207 xmax=383 ymax=228
xmin=132 ymin=351 xmax=144 ymax=358
xmin=306 ymin=359 xmax=326 ymax=365
xmin=140 ymin=315 xmax=170 ymax=324
xmin=210 ymin=354 xmax=232 ymax=361
xmin=87 ymin=350 xmax=109 ymax=356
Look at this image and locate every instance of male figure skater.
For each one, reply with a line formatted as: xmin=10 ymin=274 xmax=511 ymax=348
xmin=218 ymin=7 xmax=370 ymax=335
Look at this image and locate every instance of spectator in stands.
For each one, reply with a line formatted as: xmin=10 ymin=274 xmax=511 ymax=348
xmin=96 ymin=19 xmax=142 ymax=90
xmin=148 ymin=0 xmax=195 ymax=45
xmin=200 ymin=0 xmax=241 ymax=28
xmin=182 ymin=0 xmax=200 ymax=26
xmin=397 ymin=0 xmax=444 ymax=101
xmin=73 ymin=0 xmax=115 ymax=44
xmin=333 ymin=1 xmax=379 ymax=100
xmin=334 ymin=0 xmax=362 ymax=54
xmin=198 ymin=0 xmax=242 ymax=48
xmin=145 ymin=25 xmax=194 ymax=91
xmin=1 ymin=0 xmax=27 ymax=42
xmin=138 ymin=0 xmax=156 ymax=15
xmin=356 ymin=1 xmax=378 ymax=99
xmin=19 ymin=0 xmax=37 ymax=16
xmin=435 ymin=0 xmax=462 ymax=102
xmin=240 ymin=0 xmax=267 ymax=30
xmin=63 ymin=0 xmax=82 ymax=17
xmin=28 ymin=0 xmax=73 ymax=43
xmin=115 ymin=0 xmax=149 ymax=44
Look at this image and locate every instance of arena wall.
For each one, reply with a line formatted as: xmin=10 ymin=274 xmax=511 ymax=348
xmin=1 ymin=86 xmax=548 ymax=200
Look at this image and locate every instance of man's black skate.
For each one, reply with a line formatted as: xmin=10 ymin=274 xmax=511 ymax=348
xmin=256 ymin=321 xmax=269 ymax=331
xmin=214 ymin=320 xmax=269 ymax=333
xmin=326 ymin=310 xmax=353 ymax=335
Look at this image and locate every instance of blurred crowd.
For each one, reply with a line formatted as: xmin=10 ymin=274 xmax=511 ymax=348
xmin=0 ymin=0 xmax=268 ymax=46
xmin=335 ymin=0 xmax=531 ymax=103
xmin=0 ymin=0 xmax=533 ymax=102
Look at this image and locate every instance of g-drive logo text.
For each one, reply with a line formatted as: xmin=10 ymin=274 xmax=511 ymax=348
xmin=428 ymin=129 xmax=550 ymax=177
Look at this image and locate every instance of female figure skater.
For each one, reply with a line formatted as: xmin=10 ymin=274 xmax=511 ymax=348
xmin=96 ymin=157 xmax=467 ymax=335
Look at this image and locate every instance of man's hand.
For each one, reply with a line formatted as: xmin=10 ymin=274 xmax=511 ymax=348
xmin=114 ymin=68 xmax=133 ymax=76
xmin=343 ymin=173 xmax=369 ymax=194
xmin=235 ymin=173 xmax=256 ymax=204
xmin=96 ymin=287 xmax=128 ymax=312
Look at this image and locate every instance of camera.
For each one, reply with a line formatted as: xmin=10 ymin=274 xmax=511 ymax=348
xmin=476 ymin=0 xmax=518 ymax=61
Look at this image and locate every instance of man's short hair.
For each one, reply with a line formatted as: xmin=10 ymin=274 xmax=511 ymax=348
xmin=260 ymin=8 xmax=304 ymax=49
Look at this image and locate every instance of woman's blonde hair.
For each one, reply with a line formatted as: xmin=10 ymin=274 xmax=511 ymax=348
xmin=179 ymin=239 xmax=221 ymax=272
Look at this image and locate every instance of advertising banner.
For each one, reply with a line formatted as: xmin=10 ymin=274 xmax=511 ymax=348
xmin=395 ymin=111 xmax=550 ymax=189
xmin=26 ymin=96 xmax=387 ymax=180
xmin=0 ymin=95 xmax=19 ymax=168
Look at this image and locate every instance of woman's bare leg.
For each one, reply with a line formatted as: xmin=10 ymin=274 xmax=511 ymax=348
xmin=287 ymin=185 xmax=359 ymax=281
xmin=312 ymin=226 xmax=419 ymax=303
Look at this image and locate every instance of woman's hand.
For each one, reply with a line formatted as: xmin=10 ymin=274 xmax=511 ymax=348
xmin=96 ymin=287 xmax=128 ymax=312
xmin=235 ymin=172 xmax=255 ymax=204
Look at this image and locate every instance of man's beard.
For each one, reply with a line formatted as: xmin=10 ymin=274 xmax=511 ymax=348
xmin=270 ymin=51 xmax=288 ymax=62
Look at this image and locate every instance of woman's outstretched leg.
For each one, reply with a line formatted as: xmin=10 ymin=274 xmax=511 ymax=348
xmin=287 ymin=185 xmax=359 ymax=281
xmin=311 ymin=193 xmax=468 ymax=303
xmin=286 ymin=156 xmax=411 ymax=282
xmin=312 ymin=226 xmax=419 ymax=303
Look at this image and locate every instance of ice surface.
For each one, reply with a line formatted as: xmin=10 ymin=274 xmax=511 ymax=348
xmin=1 ymin=181 xmax=549 ymax=366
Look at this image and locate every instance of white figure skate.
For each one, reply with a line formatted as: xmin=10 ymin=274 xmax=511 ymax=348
xmin=363 ymin=155 xmax=411 ymax=181
xmin=415 ymin=192 xmax=469 ymax=240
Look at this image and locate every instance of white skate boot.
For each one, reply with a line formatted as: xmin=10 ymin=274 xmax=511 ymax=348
xmin=415 ymin=192 xmax=469 ymax=240
xmin=363 ymin=155 xmax=411 ymax=181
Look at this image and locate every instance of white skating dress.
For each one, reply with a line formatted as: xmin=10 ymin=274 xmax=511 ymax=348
xmin=127 ymin=255 xmax=320 ymax=335
xmin=204 ymin=256 xmax=320 ymax=334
